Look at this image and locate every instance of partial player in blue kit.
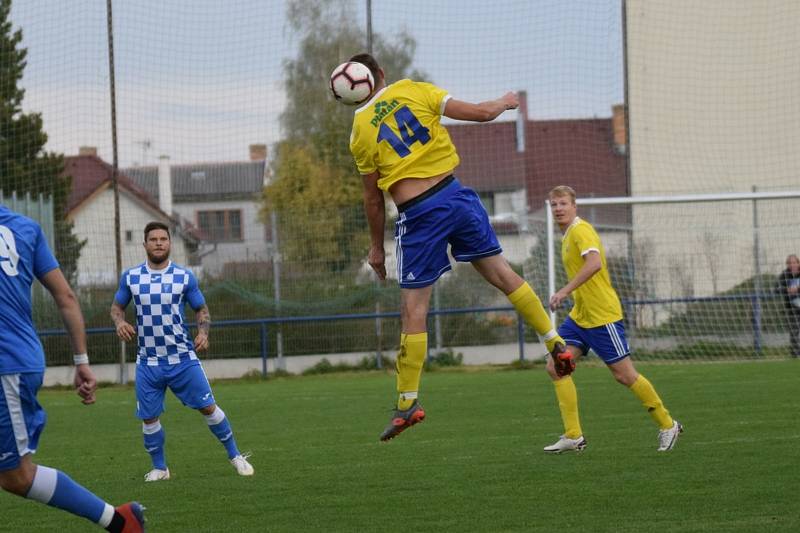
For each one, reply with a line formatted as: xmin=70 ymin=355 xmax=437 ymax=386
xmin=110 ymin=221 xmax=253 ymax=481
xmin=0 ymin=205 xmax=144 ymax=532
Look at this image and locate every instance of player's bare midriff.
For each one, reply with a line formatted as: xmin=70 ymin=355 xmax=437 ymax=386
xmin=388 ymin=171 xmax=453 ymax=206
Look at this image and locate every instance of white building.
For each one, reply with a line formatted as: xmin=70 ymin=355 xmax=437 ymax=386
xmin=125 ymin=144 xmax=269 ymax=277
xmin=64 ymin=150 xmax=192 ymax=286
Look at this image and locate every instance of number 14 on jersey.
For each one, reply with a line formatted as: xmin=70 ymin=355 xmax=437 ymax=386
xmin=377 ymin=106 xmax=430 ymax=157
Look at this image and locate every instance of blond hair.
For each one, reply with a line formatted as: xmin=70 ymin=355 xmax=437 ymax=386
xmin=548 ymin=185 xmax=576 ymax=202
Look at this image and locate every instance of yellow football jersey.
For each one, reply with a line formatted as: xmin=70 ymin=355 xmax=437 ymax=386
xmin=561 ymin=217 xmax=623 ymax=327
xmin=349 ymin=79 xmax=460 ymax=191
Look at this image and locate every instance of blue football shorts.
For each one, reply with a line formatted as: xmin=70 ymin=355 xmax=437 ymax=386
xmin=135 ymin=359 xmax=215 ymax=419
xmin=0 ymin=373 xmax=46 ymax=472
xmin=557 ymin=316 xmax=630 ymax=364
xmin=394 ymin=176 xmax=502 ymax=288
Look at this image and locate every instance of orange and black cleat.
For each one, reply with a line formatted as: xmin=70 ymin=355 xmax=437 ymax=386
xmin=116 ymin=501 xmax=146 ymax=533
xmin=379 ymin=400 xmax=426 ymax=441
xmin=550 ymin=342 xmax=575 ymax=377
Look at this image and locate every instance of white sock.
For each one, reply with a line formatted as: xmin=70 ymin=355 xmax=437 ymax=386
xmin=204 ymin=407 xmax=226 ymax=426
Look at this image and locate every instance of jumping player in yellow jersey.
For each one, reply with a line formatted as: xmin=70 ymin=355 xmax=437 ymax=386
xmin=348 ymin=52 xmax=569 ymax=441
xmin=545 ymin=186 xmax=683 ymax=453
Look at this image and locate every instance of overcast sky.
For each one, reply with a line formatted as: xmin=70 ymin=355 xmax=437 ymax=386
xmin=10 ymin=0 xmax=622 ymax=167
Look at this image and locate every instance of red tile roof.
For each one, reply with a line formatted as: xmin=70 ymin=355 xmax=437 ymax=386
xmin=62 ymin=155 xmax=165 ymax=216
xmin=447 ymin=117 xmax=628 ymax=219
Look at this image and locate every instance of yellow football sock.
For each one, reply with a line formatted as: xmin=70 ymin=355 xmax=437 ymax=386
xmin=629 ymin=374 xmax=673 ymax=430
xmin=396 ymin=332 xmax=427 ymax=410
xmin=553 ymin=376 xmax=582 ymax=439
xmin=508 ymin=282 xmax=563 ymax=351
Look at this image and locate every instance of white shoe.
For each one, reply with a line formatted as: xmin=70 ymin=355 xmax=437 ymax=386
xmin=144 ymin=468 xmax=170 ymax=482
xmin=230 ymin=453 xmax=254 ymax=476
xmin=657 ymin=420 xmax=683 ymax=451
xmin=544 ymin=435 xmax=587 ymax=453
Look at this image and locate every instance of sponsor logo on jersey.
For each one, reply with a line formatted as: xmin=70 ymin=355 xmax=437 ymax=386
xmin=370 ymin=99 xmax=400 ymax=127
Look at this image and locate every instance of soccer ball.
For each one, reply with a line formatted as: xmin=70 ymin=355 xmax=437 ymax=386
xmin=329 ymin=62 xmax=375 ymax=105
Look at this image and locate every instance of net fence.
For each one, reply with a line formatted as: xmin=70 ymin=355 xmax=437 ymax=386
xmin=523 ymin=192 xmax=800 ymax=362
xmin=2 ymin=0 xmax=798 ymax=368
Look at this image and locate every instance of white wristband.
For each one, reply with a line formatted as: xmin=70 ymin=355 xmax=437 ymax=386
xmin=73 ymin=353 xmax=89 ymax=365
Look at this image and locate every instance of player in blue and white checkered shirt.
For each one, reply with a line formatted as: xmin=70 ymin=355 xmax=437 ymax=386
xmin=111 ymin=222 xmax=253 ymax=480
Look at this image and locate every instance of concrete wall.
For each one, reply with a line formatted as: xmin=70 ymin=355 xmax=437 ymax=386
xmin=41 ymin=341 xmax=550 ymax=387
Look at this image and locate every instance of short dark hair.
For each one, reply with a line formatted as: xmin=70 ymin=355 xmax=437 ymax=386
xmin=144 ymin=221 xmax=170 ymax=241
xmin=349 ymin=53 xmax=381 ymax=85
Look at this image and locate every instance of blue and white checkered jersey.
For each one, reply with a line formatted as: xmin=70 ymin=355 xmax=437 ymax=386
xmin=114 ymin=261 xmax=206 ymax=366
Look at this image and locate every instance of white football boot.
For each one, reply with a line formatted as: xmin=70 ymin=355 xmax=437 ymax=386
xmin=657 ymin=420 xmax=683 ymax=452
xmin=144 ymin=468 xmax=170 ymax=482
xmin=543 ymin=435 xmax=587 ymax=454
xmin=230 ymin=453 xmax=255 ymax=476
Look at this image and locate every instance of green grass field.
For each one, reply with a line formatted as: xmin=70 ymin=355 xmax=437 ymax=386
xmin=4 ymin=360 xmax=799 ymax=532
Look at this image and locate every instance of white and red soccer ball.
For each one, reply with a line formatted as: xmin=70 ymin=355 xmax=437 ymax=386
xmin=329 ymin=62 xmax=375 ymax=105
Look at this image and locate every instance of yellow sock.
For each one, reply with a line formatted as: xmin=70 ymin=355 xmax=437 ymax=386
xmin=508 ymin=282 xmax=563 ymax=351
xmin=396 ymin=332 xmax=427 ymax=410
xmin=553 ymin=376 xmax=582 ymax=438
xmin=629 ymin=374 xmax=673 ymax=430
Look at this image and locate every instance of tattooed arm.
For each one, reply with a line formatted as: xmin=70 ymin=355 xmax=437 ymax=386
xmin=111 ymin=302 xmax=136 ymax=342
xmin=194 ymin=305 xmax=211 ymax=351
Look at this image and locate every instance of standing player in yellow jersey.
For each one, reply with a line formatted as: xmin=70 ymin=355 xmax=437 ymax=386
xmin=347 ymin=53 xmax=571 ymax=441
xmin=545 ymin=186 xmax=683 ymax=452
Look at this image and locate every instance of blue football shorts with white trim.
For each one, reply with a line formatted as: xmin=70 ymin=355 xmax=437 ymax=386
xmin=0 ymin=373 xmax=46 ymax=471
xmin=135 ymin=359 xmax=215 ymax=419
xmin=557 ymin=316 xmax=630 ymax=364
xmin=394 ymin=177 xmax=502 ymax=289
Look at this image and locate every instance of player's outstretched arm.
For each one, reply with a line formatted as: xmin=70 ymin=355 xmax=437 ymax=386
xmin=39 ymin=268 xmax=97 ymax=404
xmin=110 ymin=302 xmax=136 ymax=342
xmin=443 ymin=92 xmax=519 ymax=122
xmin=194 ymin=305 xmax=211 ymax=351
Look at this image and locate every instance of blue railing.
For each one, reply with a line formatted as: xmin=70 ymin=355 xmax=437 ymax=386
xmin=621 ymin=292 xmax=781 ymax=354
xmin=39 ymin=305 xmax=526 ymax=377
xmin=38 ymin=291 xmax=782 ymax=377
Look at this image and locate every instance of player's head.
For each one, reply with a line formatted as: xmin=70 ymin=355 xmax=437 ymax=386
xmin=349 ymin=52 xmax=384 ymax=93
xmin=787 ymin=254 xmax=800 ymax=273
xmin=143 ymin=221 xmax=171 ymax=264
xmin=548 ymin=185 xmax=578 ymax=228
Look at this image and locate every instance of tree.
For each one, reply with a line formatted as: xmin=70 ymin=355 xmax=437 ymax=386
xmin=262 ymin=0 xmax=425 ymax=273
xmin=264 ymin=141 xmax=363 ymax=271
xmin=0 ymin=0 xmax=84 ymax=282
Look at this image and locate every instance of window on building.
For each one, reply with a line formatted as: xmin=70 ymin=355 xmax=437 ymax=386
xmin=125 ymin=230 xmax=133 ymax=242
xmin=197 ymin=209 xmax=243 ymax=242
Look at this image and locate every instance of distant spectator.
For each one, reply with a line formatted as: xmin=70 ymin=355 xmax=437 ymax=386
xmin=776 ymin=254 xmax=800 ymax=358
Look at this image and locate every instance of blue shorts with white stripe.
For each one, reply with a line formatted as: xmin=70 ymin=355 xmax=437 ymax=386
xmin=557 ymin=316 xmax=630 ymax=364
xmin=394 ymin=176 xmax=502 ymax=289
xmin=0 ymin=372 xmax=46 ymax=472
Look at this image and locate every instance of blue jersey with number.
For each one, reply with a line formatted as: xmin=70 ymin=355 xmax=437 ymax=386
xmin=350 ymin=79 xmax=460 ymax=191
xmin=0 ymin=206 xmax=60 ymax=374
xmin=114 ymin=261 xmax=205 ymax=366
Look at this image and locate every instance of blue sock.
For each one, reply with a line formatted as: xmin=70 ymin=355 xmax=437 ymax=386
xmin=26 ymin=465 xmax=115 ymax=527
xmin=143 ymin=421 xmax=167 ymax=470
xmin=205 ymin=407 xmax=241 ymax=459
